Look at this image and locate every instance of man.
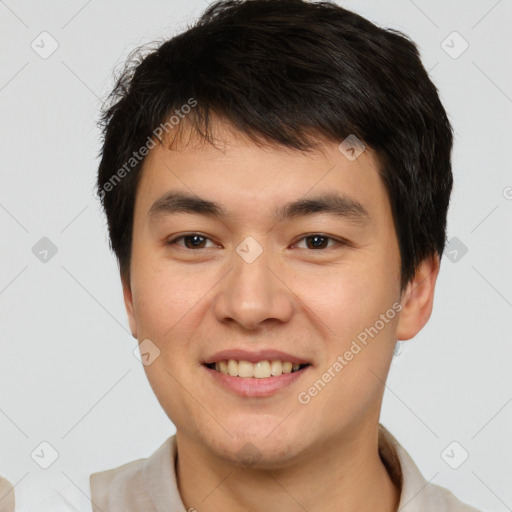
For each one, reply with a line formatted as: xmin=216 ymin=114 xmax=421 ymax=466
xmin=91 ymin=0 xmax=481 ymax=510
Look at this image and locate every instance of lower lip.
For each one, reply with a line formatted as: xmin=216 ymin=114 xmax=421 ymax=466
xmin=203 ymin=365 xmax=310 ymax=398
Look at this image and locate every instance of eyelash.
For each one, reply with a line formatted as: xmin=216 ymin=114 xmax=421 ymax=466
xmin=166 ymin=233 xmax=346 ymax=250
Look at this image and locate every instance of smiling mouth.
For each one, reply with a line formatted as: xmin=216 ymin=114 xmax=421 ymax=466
xmin=205 ymin=359 xmax=311 ymax=378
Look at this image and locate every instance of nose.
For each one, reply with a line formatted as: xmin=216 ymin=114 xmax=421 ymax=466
xmin=212 ymin=241 xmax=295 ymax=331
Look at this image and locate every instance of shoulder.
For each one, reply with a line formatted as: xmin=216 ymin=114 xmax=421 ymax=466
xmin=378 ymin=424 xmax=483 ymax=512
xmin=89 ymin=436 xmax=184 ymax=512
xmin=89 ymin=457 xmax=147 ymax=512
xmin=422 ymin=489 xmax=483 ymax=512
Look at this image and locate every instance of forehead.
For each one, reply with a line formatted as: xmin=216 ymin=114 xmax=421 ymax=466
xmin=135 ymin=121 xmax=390 ymax=227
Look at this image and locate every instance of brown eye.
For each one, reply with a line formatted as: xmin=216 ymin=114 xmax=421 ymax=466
xmin=295 ymin=234 xmax=339 ymax=250
xmin=305 ymin=235 xmax=329 ymax=249
xmin=167 ymin=234 xmax=215 ymax=249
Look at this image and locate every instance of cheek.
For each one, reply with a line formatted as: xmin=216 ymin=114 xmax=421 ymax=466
xmin=296 ymin=269 xmax=399 ymax=421
xmin=131 ymin=262 xmax=208 ymax=337
xmin=291 ymin=263 xmax=396 ymax=337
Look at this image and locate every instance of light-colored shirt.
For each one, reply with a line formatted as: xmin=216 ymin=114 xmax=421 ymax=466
xmin=89 ymin=424 xmax=482 ymax=512
xmin=6 ymin=424 xmax=483 ymax=511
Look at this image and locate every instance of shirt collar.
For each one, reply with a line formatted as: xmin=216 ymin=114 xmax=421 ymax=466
xmin=91 ymin=423 xmax=476 ymax=512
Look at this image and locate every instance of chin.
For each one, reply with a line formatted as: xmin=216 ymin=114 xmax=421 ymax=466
xmin=221 ymin=439 xmax=304 ymax=469
xmin=206 ymin=420 xmax=309 ymax=468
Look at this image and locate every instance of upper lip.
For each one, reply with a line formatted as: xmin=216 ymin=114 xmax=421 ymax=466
xmin=203 ymin=349 xmax=311 ymax=365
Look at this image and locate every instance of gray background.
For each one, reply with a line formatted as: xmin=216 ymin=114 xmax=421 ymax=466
xmin=0 ymin=0 xmax=511 ymax=510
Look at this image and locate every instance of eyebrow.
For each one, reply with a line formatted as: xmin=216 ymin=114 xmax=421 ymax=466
xmin=147 ymin=191 xmax=370 ymax=224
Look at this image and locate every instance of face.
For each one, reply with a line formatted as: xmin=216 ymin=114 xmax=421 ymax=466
xmin=123 ymin=122 xmax=433 ymax=467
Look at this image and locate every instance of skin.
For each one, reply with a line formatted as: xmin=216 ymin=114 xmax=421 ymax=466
xmin=122 ymin=120 xmax=440 ymax=512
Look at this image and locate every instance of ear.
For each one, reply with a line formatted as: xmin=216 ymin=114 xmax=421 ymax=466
xmin=122 ymin=274 xmax=138 ymax=339
xmin=396 ymin=253 xmax=440 ymax=341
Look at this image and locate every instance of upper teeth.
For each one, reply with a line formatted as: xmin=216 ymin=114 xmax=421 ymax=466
xmin=213 ymin=359 xmax=302 ymax=378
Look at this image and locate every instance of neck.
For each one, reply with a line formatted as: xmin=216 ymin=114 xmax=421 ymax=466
xmin=175 ymin=422 xmax=400 ymax=512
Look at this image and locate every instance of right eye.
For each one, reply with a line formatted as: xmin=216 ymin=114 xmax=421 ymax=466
xmin=166 ymin=233 xmax=218 ymax=250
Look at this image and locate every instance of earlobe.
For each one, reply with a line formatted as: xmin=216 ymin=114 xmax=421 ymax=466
xmin=396 ymin=254 xmax=440 ymax=341
xmin=122 ymin=276 xmax=138 ymax=339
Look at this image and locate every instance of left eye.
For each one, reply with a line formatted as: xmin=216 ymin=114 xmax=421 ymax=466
xmin=294 ymin=235 xmax=338 ymax=250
